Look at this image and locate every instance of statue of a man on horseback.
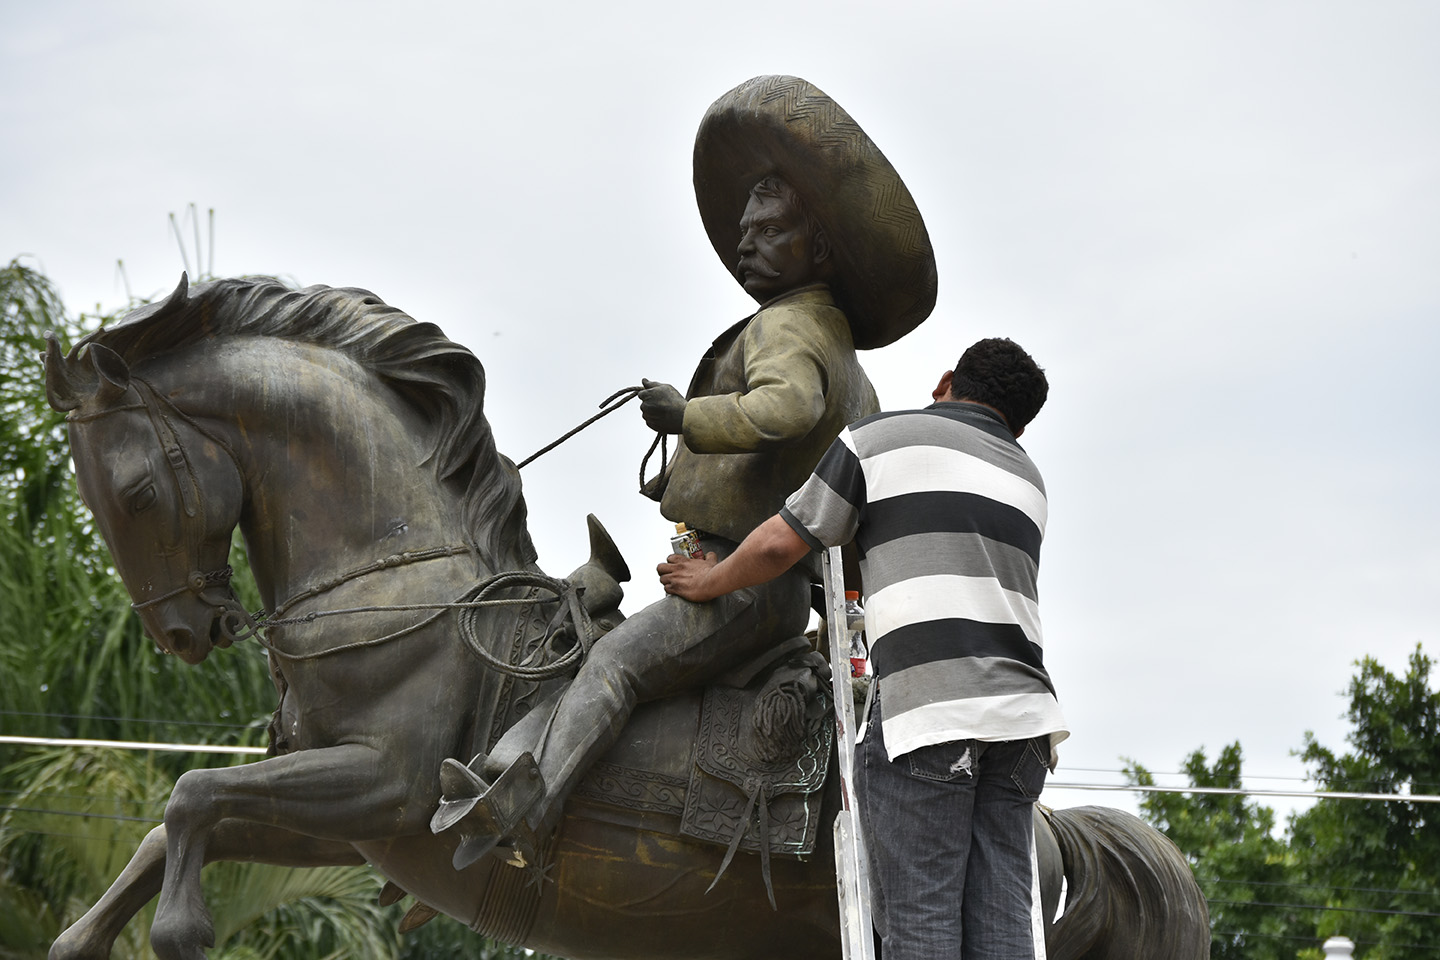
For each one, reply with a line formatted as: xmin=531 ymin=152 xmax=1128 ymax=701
xmin=39 ymin=75 xmax=1211 ymax=960
xmin=431 ymin=75 xmax=938 ymax=870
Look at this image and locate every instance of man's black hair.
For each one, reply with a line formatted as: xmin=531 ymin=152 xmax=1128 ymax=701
xmin=950 ymin=338 xmax=1048 ymax=432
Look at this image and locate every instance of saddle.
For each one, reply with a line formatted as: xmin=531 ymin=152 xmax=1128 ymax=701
xmin=388 ymin=515 xmax=837 ymax=930
xmin=469 ymin=516 xmax=835 ymax=906
xmin=568 ymin=633 xmax=834 ymax=908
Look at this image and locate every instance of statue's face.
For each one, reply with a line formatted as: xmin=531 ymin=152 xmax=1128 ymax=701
xmin=736 ymin=190 xmax=819 ymax=301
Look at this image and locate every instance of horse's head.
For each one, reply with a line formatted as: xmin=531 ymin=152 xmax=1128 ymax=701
xmin=46 ymin=333 xmax=250 ymax=664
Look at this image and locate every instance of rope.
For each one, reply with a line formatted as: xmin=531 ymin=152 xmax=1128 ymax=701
xmin=268 ymin=545 xmax=472 ymax=620
xmin=255 ymin=568 xmax=591 ymax=682
xmin=458 ymin=571 xmax=595 ymax=681
xmin=513 ymin=384 xmax=670 ymax=490
xmin=516 ymin=386 xmax=644 ymax=468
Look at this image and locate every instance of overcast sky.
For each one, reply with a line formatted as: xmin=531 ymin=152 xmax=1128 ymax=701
xmin=3 ymin=1 xmax=1437 ymax=822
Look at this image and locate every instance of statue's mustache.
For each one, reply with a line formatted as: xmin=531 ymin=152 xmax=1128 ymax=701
xmin=737 ymin=258 xmax=781 ymax=279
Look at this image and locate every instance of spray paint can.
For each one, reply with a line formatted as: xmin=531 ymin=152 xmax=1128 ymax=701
xmin=669 ymin=522 xmax=704 ymax=560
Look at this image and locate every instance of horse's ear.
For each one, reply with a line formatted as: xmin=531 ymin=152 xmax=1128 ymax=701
xmin=44 ymin=334 xmax=91 ymax=412
xmin=86 ymin=343 xmax=132 ymax=406
xmin=163 ymin=272 xmax=190 ymax=309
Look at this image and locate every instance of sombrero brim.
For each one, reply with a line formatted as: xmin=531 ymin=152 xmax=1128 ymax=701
xmin=693 ymin=76 xmax=937 ymax=350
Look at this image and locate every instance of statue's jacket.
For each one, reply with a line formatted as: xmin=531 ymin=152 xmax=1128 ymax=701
xmin=659 ymin=283 xmax=879 ymax=547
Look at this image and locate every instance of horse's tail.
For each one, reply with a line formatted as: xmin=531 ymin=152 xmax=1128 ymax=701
xmin=1042 ymin=805 xmax=1211 ymax=960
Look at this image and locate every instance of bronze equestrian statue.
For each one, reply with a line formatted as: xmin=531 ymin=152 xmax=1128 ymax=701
xmin=41 ymin=77 xmax=1211 ymax=960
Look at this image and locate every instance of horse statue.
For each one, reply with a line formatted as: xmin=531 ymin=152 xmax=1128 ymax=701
xmin=43 ymin=275 xmax=1210 ymax=960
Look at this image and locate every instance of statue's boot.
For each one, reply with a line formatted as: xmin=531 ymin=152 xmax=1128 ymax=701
xmin=431 ymin=752 xmax=545 ymax=871
xmin=567 ymin=514 xmax=630 ymax=628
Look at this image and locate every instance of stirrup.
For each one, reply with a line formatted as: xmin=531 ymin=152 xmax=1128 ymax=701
xmin=431 ymin=755 xmax=490 ymax=833
xmin=431 ymin=752 xmax=545 ymax=871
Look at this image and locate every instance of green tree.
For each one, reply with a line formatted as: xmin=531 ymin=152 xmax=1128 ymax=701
xmin=1129 ymin=648 xmax=1440 ymax=960
xmin=1289 ymin=646 xmax=1440 ymax=959
xmin=0 ymin=258 xmax=277 ymax=752
xmin=1127 ymin=743 xmax=1310 ymax=960
xmin=0 ymin=746 xmax=402 ymax=960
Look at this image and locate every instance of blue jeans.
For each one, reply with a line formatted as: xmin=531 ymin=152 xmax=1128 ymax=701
xmin=856 ymin=693 xmax=1049 ymax=960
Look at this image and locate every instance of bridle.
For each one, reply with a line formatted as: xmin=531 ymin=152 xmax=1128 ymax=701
xmin=68 ymin=376 xmax=260 ymax=645
xmin=70 ymin=376 xmax=594 ymax=678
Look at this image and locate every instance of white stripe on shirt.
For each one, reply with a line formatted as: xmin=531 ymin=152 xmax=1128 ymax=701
xmin=862 ymin=443 xmax=1047 ymax=533
xmin=869 ymin=574 xmax=1044 ymax=649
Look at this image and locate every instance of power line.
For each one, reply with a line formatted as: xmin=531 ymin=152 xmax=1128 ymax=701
xmin=0 ymin=788 xmax=162 ymax=810
xmin=1209 ymin=898 xmax=1440 ymax=920
xmin=1048 ymin=780 xmax=1440 ymax=804
xmin=1 ymin=804 xmax=161 ymax=825
xmin=7 ymin=726 xmax=1432 ymax=793
xmin=0 ymin=708 xmax=260 ymax=730
xmin=1207 ymin=877 xmax=1440 ymax=900
xmin=1068 ymin=763 xmax=1440 ymax=793
xmin=0 ymin=735 xmax=266 ymax=756
xmin=5 ymin=737 xmax=1435 ymax=803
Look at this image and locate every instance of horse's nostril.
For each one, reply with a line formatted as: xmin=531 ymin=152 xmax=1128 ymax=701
xmin=168 ymin=628 xmax=194 ymax=657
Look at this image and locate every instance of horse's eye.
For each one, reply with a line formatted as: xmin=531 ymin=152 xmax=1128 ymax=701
xmin=131 ymin=484 xmax=157 ymax=513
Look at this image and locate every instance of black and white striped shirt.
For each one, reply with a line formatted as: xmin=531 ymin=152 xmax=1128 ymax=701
xmin=780 ymin=401 xmax=1069 ymax=760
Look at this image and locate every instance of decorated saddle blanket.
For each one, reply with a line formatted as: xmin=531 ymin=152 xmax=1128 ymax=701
xmin=569 ymin=637 xmax=834 ymax=891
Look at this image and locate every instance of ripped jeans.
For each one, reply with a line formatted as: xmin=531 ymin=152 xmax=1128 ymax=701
xmin=855 ymin=692 xmax=1049 ymax=960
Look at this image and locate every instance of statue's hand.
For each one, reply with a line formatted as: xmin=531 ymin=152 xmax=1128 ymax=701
xmin=639 ymin=379 xmax=686 ymax=435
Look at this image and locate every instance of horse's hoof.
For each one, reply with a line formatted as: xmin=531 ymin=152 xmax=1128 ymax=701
xmin=150 ymin=910 xmax=214 ymax=960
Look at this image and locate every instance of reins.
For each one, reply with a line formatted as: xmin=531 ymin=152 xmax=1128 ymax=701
xmin=515 ymin=385 xmax=669 ymax=494
xmin=251 ymin=384 xmax=663 ymax=671
xmin=76 ymin=379 xmax=643 ymax=680
xmin=251 ymin=550 xmax=594 ymax=681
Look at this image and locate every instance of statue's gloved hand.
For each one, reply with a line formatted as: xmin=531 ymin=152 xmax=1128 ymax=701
xmin=639 ymin=379 xmax=686 ymax=435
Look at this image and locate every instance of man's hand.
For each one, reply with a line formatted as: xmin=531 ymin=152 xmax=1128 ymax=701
xmin=658 ymin=552 xmax=722 ymax=602
xmin=656 ymin=515 xmax=813 ymax=604
xmin=640 ymin=379 xmax=686 ymax=435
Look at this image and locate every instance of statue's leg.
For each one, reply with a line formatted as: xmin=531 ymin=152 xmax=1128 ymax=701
xmin=50 ymin=820 xmax=361 ymax=960
xmin=150 ymin=743 xmax=421 ymax=960
xmin=445 ymin=558 xmax=811 ymax=861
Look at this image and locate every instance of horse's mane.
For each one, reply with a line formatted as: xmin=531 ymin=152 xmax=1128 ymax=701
xmin=1042 ymin=805 xmax=1210 ymax=960
xmin=84 ymin=275 xmax=536 ymax=572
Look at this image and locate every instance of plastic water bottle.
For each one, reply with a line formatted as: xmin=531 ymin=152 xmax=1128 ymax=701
xmin=844 ymin=590 xmax=868 ymax=678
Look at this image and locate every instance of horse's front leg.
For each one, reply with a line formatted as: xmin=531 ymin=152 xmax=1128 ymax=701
xmin=151 ymin=744 xmax=422 ymax=960
xmin=51 ymin=821 xmax=363 ymax=960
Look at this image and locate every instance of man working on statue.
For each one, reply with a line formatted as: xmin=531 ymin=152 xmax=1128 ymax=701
xmin=660 ymin=338 xmax=1069 ymax=960
xmin=431 ymin=76 xmax=937 ymax=870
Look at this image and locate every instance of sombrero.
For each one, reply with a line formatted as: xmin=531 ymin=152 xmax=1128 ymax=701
xmin=693 ymin=75 xmax=937 ymax=350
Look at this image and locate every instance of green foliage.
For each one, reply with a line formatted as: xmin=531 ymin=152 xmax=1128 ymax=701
xmin=0 ymin=257 xmax=275 ymax=761
xmin=1289 ymin=646 xmax=1440 ymax=958
xmin=206 ymin=865 xmax=399 ymax=960
xmin=1126 ymin=743 xmax=1308 ymax=960
xmin=0 ymin=258 xmax=78 ymax=536
xmin=0 ymin=747 xmax=172 ymax=959
xmin=1130 ymin=647 xmax=1439 ymax=959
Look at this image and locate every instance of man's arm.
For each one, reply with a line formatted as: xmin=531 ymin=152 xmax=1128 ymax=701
xmin=657 ymin=514 xmax=811 ymax=602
